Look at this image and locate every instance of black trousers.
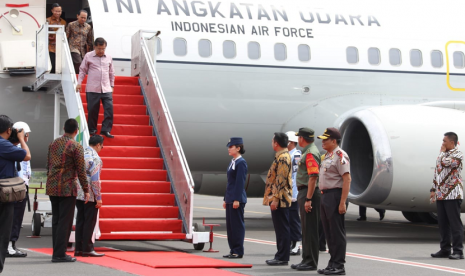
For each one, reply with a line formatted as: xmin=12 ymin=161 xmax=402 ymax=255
xmin=10 ymin=191 xmax=28 ymax=242
xmin=321 ymin=189 xmax=346 ymax=269
xmin=225 ymin=203 xmax=245 ymax=255
xmin=289 ymin=200 xmax=302 ymax=242
xmin=0 ymin=203 xmax=14 ymax=273
xmin=436 ymin=199 xmax=464 ymax=254
xmin=359 ymin=205 xmax=385 ymax=218
xmin=71 ymin=52 xmax=82 ymax=74
xmin=86 ymin=92 xmax=114 ymax=133
xmin=271 ymin=206 xmax=290 ymax=262
xmin=298 ymin=188 xmax=320 ymax=267
xmin=50 ymin=196 xmax=76 ymax=258
xmin=319 ymin=219 xmax=326 ymax=250
xmin=49 ymin=52 xmax=56 ymax=73
xmin=75 ymin=200 xmax=98 ymax=252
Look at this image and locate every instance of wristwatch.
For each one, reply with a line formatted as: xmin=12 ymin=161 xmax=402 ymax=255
xmin=305 ymin=197 xmax=312 ymax=202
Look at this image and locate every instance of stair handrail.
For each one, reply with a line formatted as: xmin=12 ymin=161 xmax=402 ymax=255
xmin=134 ymin=30 xmax=195 ymax=238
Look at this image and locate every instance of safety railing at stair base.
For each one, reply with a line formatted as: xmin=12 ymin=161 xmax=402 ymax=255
xmin=137 ymin=33 xmax=195 ymax=239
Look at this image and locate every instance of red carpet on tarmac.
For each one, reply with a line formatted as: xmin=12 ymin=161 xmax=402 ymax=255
xmin=29 ymin=248 xmax=250 ymax=276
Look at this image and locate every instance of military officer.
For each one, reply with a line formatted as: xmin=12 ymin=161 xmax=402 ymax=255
xmin=223 ymin=137 xmax=248 ymax=259
xmin=291 ymin=128 xmax=321 ymax=271
xmin=286 ymin=131 xmax=302 ymax=256
xmin=317 ymin=128 xmax=351 ymax=276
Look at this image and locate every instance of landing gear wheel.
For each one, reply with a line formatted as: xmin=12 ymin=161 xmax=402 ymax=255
xmin=32 ymin=213 xmax=42 ymax=236
xmin=418 ymin=212 xmax=438 ymax=224
xmin=193 ymin=222 xmax=206 ymax=251
xmin=402 ymin=211 xmax=423 ymax=223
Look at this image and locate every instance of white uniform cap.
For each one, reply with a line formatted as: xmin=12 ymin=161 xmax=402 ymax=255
xmin=13 ymin=121 xmax=31 ymax=133
xmin=286 ymin=131 xmax=298 ymax=143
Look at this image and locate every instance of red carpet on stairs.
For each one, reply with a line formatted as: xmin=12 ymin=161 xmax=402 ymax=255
xmin=79 ymin=75 xmax=186 ymax=241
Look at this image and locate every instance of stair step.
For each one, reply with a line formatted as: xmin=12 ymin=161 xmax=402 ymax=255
xmin=80 ymin=75 xmax=139 ymax=86
xmin=99 ymin=219 xmax=182 ymax=233
xmin=100 ymin=206 xmax=178 ymax=218
xmin=87 ymin=114 xmax=149 ymax=126
xmin=83 ymin=103 xmax=147 ymax=115
xmin=103 ymin=135 xmax=157 ymax=147
xmin=80 ymin=93 xmax=144 ymax=105
xmin=101 ymin=169 xmax=166 ymax=181
xmin=98 ymin=146 xmax=160 ymax=158
xmin=101 ymin=181 xmax=170 ymax=193
xmin=102 ymin=193 xmax=174 ymax=206
xmin=99 ymin=233 xmax=186 ymax=240
xmin=81 ymin=84 xmax=141 ymax=95
xmin=95 ymin=124 xmax=153 ymax=136
xmin=100 ymin=157 xmax=164 ymax=170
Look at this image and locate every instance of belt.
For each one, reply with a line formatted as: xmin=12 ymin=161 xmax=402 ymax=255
xmin=297 ymin=186 xmax=307 ymax=191
xmin=320 ymin=188 xmax=342 ymax=194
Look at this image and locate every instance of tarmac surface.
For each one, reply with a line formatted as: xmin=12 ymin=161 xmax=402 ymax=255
xmin=3 ymin=194 xmax=465 ymax=276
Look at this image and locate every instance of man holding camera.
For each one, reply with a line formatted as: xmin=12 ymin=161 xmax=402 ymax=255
xmin=0 ymin=115 xmax=31 ymax=273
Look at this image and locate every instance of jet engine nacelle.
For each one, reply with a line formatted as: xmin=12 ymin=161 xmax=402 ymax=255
xmin=337 ymin=105 xmax=465 ymax=212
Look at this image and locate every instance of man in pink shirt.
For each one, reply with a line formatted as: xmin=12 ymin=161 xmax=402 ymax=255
xmin=76 ymin=37 xmax=115 ymax=138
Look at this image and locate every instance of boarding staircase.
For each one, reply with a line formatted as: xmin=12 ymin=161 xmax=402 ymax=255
xmin=33 ymin=25 xmax=208 ymax=246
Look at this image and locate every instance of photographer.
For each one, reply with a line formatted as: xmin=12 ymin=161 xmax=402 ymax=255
xmin=6 ymin=122 xmax=31 ymax=258
xmin=0 ymin=115 xmax=30 ymax=273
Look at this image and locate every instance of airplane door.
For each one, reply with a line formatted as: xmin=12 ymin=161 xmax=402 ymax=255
xmin=445 ymin=41 xmax=465 ymax=91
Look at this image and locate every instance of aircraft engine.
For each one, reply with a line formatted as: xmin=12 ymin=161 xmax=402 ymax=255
xmin=338 ymin=105 xmax=465 ymax=213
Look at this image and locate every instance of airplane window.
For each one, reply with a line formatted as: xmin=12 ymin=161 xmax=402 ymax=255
xmin=298 ymin=44 xmax=310 ymax=62
xmin=248 ymin=42 xmax=260 ymax=60
xmin=431 ymin=50 xmax=443 ymax=68
xmin=453 ymin=51 xmax=465 ymax=69
xmin=410 ymin=49 xmax=422 ymax=67
xmin=368 ymin=47 xmax=380 ymax=65
xmin=389 ymin=48 xmax=401 ymax=66
xmin=198 ymin=39 xmax=211 ymax=58
xmin=156 ymin=37 xmax=162 ymax=55
xmin=346 ymin=47 xmax=358 ymax=64
xmin=223 ymin=40 xmax=236 ymax=59
xmin=275 ymin=43 xmax=287 ymax=61
xmin=173 ymin=38 xmax=187 ymax=56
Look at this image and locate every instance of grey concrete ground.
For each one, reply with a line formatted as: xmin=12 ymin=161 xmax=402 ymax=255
xmin=3 ymin=194 xmax=465 ymax=276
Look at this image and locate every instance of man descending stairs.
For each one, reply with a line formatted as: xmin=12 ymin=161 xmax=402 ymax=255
xmin=79 ymin=75 xmax=185 ymax=240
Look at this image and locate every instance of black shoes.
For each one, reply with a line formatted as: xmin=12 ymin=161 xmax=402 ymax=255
xmin=449 ymin=253 xmax=464 ymax=260
xmin=318 ymin=267 xmax=331 ymax=274
xmin=297 ymin=263 xmax=317 ymax=271
xmin=100 ymin=131 xmax=114 ymax=138
xmin=82 ymin=251 xmax=105 ymax=257
xmin=89 ymin=130 xmax=97 ymax=136
xmin=223 ymin=254 xmax=243 ymax=259
xmin=291 ymin=263 xmax=302 ymax=269
xmin=74 ymin=251 xmax=82 ymax=257
xmin=356 ymin=217 xmax=367 ymax=221
xmin=324 ymin=267 xmax=346 ymax=275
xmin=431 ymin=250 xmax=451 ymax=258
xmin=51 ymin=255 xmax=76 ymax=263
xmin=266 ymin=259 xmax=288 ymax=266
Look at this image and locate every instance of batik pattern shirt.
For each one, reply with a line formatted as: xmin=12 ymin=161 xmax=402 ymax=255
xmin=66 ymin=21 xmax=93 ymax=58
xmin=46 ymin=16 xmax=67 ymax=53
xmin=432 ymin=147 xmax=463 ymax=200
xmin=263 ymin=149 xmax=293 ymax=208
xmin=77 ymin=147 xmax=102 ymax=202
xmin=46 ymin=135 xmax=88 ymax=197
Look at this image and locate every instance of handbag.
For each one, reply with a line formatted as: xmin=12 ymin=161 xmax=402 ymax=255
xmin=0 ymin=177 xmax=26 ymax=203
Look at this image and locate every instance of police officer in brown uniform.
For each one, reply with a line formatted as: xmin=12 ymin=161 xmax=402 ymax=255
xmin=317 ymin=128 xmax=351 ymax=275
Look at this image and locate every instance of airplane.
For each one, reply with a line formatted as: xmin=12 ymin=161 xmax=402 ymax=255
xmin=1 ymin=0 xmax=465 ymax=225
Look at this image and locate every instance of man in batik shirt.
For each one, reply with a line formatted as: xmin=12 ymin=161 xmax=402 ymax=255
xmin=66 ymin=10 xmax=93 ymax=73
xmin=430 ymin=132 xmax=464 ymax=260
xmin=75 ymin=135 xmax=104 ymax=257
xmin=264 ymin=132 xmax=293 ymax=266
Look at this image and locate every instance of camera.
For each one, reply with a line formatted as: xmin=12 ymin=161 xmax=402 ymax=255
xmin=8 ymin=128 xmax=23 ymax=144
